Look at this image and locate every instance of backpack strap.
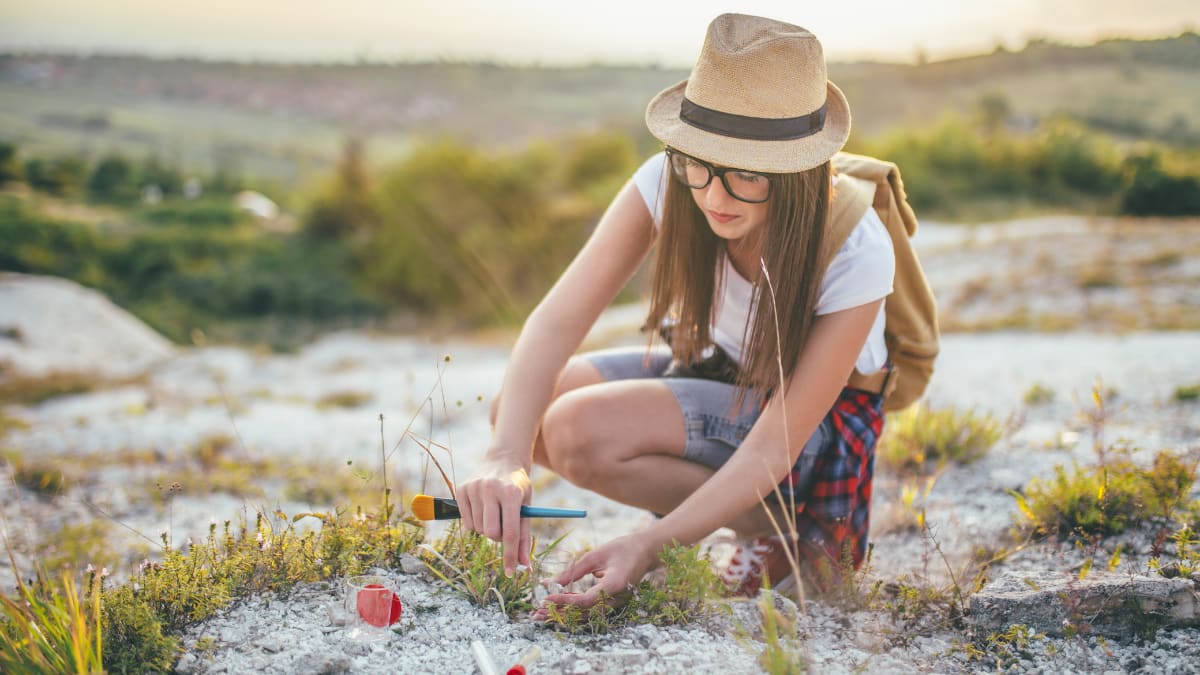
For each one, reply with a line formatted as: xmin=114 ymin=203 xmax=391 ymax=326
xmin=822 ymin=173 xmax=875 ymax=267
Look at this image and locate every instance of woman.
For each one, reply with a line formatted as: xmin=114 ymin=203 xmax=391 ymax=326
xmin=455 ymin=13 xmax=895 ymax=608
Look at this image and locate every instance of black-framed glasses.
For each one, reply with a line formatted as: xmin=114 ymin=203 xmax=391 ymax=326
xmin=665 ymin=148 xmax=772 ymax=203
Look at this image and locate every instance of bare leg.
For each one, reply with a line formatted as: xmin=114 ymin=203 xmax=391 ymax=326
xmin=541 ymin=379 xmax=785 ymax=537
xmin=489 ymin=355 xmax=606 ymax=467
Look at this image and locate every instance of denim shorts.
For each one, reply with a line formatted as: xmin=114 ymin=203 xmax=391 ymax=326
xmin=583 ymin=345 xmax=831 ymax=498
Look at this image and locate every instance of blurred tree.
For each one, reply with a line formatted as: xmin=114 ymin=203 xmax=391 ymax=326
xmin=88 ymin=155 xmax=139 ymax=204
xmin=1120 ymin=152 xmax=1200 ymax=216
xmin=25 ymin=156 xmax=86 ymax=196
xmin=0 ymin=142 xmax=21 ymax=186
xmin=304 ymin=137 xmax=378 ymax=240
xmin=563 ymin=131 xmax=637 ymax=191
xmin=976 ymin=93 xmax=1011 ymax=134
xmin=139 ymin=156 xmax=183 ymax=196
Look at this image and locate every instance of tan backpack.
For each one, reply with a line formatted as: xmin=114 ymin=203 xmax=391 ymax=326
xmin=823 ymin=152 xmax=939 ymax=413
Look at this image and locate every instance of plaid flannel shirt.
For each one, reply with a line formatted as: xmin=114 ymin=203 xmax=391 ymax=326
xmin=772 ymin=387 xmax=883 ymax=589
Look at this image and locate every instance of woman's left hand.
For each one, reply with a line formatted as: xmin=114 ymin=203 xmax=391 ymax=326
xmin=537 ymin=532 xmax=662 ymax=615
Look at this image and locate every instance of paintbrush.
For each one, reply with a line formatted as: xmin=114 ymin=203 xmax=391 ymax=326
xmin=410 ymin=494 xmax=586 ymax=521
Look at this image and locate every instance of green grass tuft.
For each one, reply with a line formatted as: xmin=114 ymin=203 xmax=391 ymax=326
xmin=877 ymin=404 xmax=1004 ymax=473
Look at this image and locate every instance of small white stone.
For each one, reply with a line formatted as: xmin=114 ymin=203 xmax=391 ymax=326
xmin=657 ymin=643 xmax=681 ymax=656
xmin=572 ymin=659 xmax=593 ymax=674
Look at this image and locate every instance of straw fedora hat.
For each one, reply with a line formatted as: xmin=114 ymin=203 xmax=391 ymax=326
xmin=645 ymin=13 xmax=850 ymax=173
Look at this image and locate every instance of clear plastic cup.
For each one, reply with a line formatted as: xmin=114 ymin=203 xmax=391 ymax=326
xmin=342 ymin=574 xmax=402 ymax=641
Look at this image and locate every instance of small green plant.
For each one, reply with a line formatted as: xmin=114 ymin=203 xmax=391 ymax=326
xmin=4 ymin=451 xmax=69 ymax=498
xmin=1023 ymin=382 xmax=1056 ymax=406
xmin=95 ymin=506 xmax=423 ymax=669
xmin=0 ymin=570 xmax=104 ymax=675
xmin=1012 ymin=449 xmax=1198 ymax=538
xmin=35 ymin=521 xmax=120 ymax=574
xmin=316 ymin=390 xmax=374 ymax=409
xmin=751 ymin=589 xmax=803 ymax=674
xmin=1149 ymin=524 xmax=1200 ymax=579
xmin=877 ymin=404 xmax=1004 ymax=473
xmin=1173 ymin=383 xmax=1200 ymax=402
xmin=420 ymin=524 xmax=565 ymax=618
xmin=959 ymin=623 xmax=1046 ymax=670
xmin=541 ymin=543 xmax=727 ymax=633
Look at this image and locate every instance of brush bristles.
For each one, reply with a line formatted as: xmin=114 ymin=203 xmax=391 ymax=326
xmin=410 ymin=494 xmax=436 ymax=520
xmin=410 ymin=494 xmax=460 ymax=520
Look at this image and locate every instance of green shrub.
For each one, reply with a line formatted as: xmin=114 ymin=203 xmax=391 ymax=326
xmin=138 ymin=200 xmax=249 ymax=228
xmin=88 ymin=155 xmax=139 ymax=204
xmin=24 ymin=155 xmax=87 ymax=196
xmin=0 ymin=142 xmax=23 ymax=185
xmin=89 ymin=506 xmax=421 ymax=670
xmin=1120 ymin=152 xmax=1200 ymax=216
xmin=101 ymin=585 xmax=179 ymax=674
xmin=1173 ymin=383 xmax=1200 ymax=402
xmin=1023 ymin=382 xmax=1056 ymax=406
xmin=877 ymin=404 xmax=1004 ymax=473
xmin=1013 ymin=450 xmax=1198 ymax=538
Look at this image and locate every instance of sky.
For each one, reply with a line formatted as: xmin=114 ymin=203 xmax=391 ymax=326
xmin=0 ymin=0 xmax=1195 ymax=65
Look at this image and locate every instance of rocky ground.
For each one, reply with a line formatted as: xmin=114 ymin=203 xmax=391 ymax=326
xmin=1 ymin=216 xmax=1199 ymax=673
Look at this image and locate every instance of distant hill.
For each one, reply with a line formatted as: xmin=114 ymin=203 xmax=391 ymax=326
xmin=1 ymin=32 xmax=1196 ymax=184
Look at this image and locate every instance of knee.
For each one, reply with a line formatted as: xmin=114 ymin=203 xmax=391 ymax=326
xmin=541 ymin=391 xmax=609 ymax=489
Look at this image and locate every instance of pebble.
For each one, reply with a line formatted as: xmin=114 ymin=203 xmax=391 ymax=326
xmin=656 ymin=643 xmax=680 ymax=656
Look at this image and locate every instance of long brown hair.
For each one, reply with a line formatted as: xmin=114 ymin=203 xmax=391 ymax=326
xmin=646 ymin=156 xmax=832 ymax=400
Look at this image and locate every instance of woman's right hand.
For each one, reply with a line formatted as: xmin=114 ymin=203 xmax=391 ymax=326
xmin=455 ymin=459 xmax=533 ymax=576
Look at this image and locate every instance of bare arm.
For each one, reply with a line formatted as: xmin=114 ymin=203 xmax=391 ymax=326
xmin=456 ymin=180 xmax=655 ymax=573
xmin=545 ymin=298 xmax=882 ymax=608
xmin=641 ymin=299 xmax=883 ymax=549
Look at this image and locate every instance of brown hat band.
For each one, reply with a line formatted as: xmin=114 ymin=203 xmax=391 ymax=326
xmin=680 ymin=97 xmax=827 ymax=142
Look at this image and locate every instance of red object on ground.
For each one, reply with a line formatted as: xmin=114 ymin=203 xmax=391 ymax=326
xmin=357 ymin=584 xmax=402 ymax=627
xmin=505 ymin=667 xmax=526 ymax=675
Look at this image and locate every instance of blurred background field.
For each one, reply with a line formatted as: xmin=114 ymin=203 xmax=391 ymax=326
xmin=2 ymin=32 xmax=1199 ymax=349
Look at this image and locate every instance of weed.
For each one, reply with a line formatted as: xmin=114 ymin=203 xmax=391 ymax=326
xmin=1012 ymin=449 xmax=1198 ymax=538
xmin=750 ymin=589 xmax=803 ymax=674
xmin=959 ymin=623 xmax=1046 ymax=670
xmin=1023 ymin=382 xmax=1056 ymax=406
xmin=3 ymin=450 xmax=69 ymax=498
xmin=35 ymin=520 xmax=120 ymax=575
xmin=541 ymin=543 xmax=728 ymax=634
xmin=1173 ymin=383 xmax=1200 ymax=403
xmin=877 ymin=403 xmax=1004 ymax=473
xmin=91 ymin=506 xmax=422 ymax=670
xmin=0 ymin=371 xmax=106 ymax=405
xmin=420 ymin=524 xmax=564 ymax=618
xmin=1149 ymin=524 xmax=1200 ymax=578
xmin=0 ymin=569 xmax=104 ymax=674
xmin=315 ymin=390 xmax=374 ymax=409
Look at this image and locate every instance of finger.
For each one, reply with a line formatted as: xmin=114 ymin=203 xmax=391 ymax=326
xmin=471 ymin=487 xmax=489 ymax=535
xmin=483 ymin=497 xmax=502 ymax=541
xmin=543 ymin=590 xmax=592 ymax=608
xmin=545 ymin=583 xmax=609 ymax=610
xmin=554 ymin=552 xmax=602 ymax=586
xmin=500 ymin=488 xmax=522 ymax=575
xmin=456 ymin=488 xmax=475 ymax=533
xmin=517 ymin=522 xmax=532 ymax=568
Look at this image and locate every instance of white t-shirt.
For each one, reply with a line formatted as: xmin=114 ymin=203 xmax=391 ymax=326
xmin=632 ymin=152 xmax=895 ymax=375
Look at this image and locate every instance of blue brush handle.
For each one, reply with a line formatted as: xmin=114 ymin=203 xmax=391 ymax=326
xmin=519 ymin=504 xmax=586 ymax=518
